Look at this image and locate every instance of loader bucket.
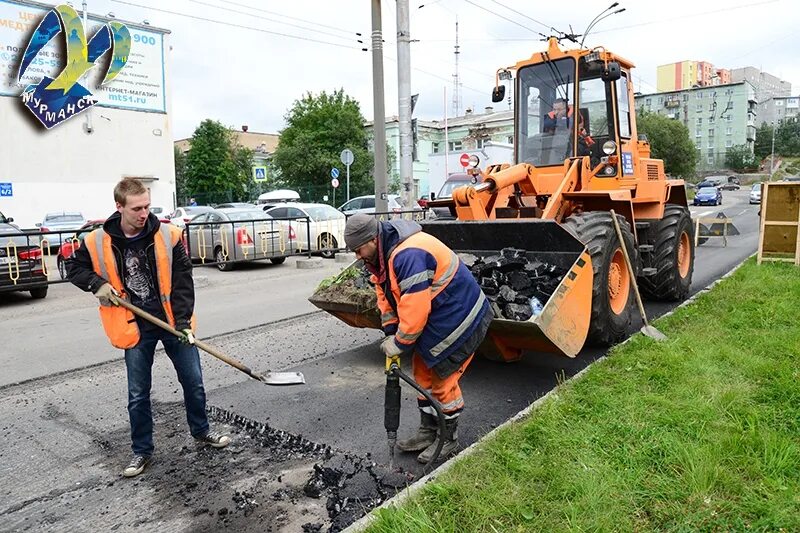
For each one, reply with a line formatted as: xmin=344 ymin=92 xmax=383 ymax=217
xmin=420 ymin=220 xmax=593 ymax=360
xmin=309 ymin=219 xmax=593 ymax=360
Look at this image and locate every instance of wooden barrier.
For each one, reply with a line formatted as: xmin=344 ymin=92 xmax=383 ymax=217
xmin=758 ymin=182 xmax=800 ymax=265
xmin=694 ymin=217 xmax=734 ymax=247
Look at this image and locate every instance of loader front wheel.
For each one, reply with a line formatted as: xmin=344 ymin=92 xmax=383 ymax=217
xmin=639 ymin=205 xmax=694 ymax=301
xmin=563 ymin=211 xmax=635 ymax=346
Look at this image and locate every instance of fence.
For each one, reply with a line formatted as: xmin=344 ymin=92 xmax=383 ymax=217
xmin=758 ymin=182 xmax=800 ymax=265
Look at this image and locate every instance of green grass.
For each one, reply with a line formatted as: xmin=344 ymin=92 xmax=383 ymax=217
xmin=367 ymin=260 xmax=800 ymax=532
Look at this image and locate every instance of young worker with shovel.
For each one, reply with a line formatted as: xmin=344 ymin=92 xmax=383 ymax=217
xmin=67 ymin=177 xmax=230 ymax=478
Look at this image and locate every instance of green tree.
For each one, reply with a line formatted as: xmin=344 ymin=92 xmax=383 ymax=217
xmin=753 ymin=122 xmax=773 ymax=160
xmin=185 ymin=120 xmax=251 ymax=204
xmin=636 ymin=111 xmax=698 ymax=178
xmin=174 ymin=146 xmax=188 ymax=205
xmin=273 ymin=89 xmax=373 ymax=199
xmin=775 ymin=117 xmax=800 ymax=156
xmin=725 ymin=144 xmax=757 ymax=171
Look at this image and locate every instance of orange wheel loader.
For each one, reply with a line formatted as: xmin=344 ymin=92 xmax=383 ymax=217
xmin=311 ymin=38 xmax=695 ymax=362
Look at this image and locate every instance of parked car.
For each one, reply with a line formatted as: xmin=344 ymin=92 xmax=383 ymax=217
xmin=185 ymin=208 xmax=284 ymax=271
xmin=782 ymin=175 xmax=800 ymax=182
xmin=264 ymin=203 xmax=346 ymax=259
xmin=214 ymin=202 xmax=257 ymax=209
xmin=693 ymin=186 xmax=722 ymax=206
xmin=430 ymin=173 xmax=481 ymax=219
xmin=0 ymin=211 xmax=48 ymax=299
xmin=749 ymin=183 xmax=762 ymax=204
xmin=56 ymin=219 xmax=106 ymax=279
xmin=167 ymin=206 xmax=213 ymax=228
xmin=37 ymin=212 xmax=86 ymax=249
xmin=338 ymin=194 xmax=411 ymax=216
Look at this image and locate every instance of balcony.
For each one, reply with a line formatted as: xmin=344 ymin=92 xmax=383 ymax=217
xmin=664 ymin=97 xmax=681 ymax=108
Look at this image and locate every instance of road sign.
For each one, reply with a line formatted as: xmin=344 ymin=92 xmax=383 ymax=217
xmin=340 ymin=149 xmax=354 ymax=166
xmin=253 ymin=166 xmax=267 ymax=181
xmin=331 ymin=167 xmax=340 ymax=179
xmin=331 ymin=178 xmax=340 ymax=188
xmin=0 ymin=183 xmax=12 ymax=197
xmin=459 ymin=153 xmax=470 ymax=167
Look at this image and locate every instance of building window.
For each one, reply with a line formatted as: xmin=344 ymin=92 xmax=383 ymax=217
xmin=725 ymin=140 xmax=733 ymax=148
xmin=707 ymin=154 xmax=715 ymax=165
xmin=432 ymin=142 xmax=440 ymax=154
xmin=709 ymin=116 xmax=715 ymax=124
xmin=507 ymin=135 xmax=514 ymax=144
xmin=683 ymin=94 xmax=689 ymax=101
xmin=708 ymin=128 xmax=715 ymax=136
xmin=726 ymin=127 xmax=732 ymax=135
xmin=707 ymin=140 xmax=714 ymax=148
xmin=658 ymin=97 xmax=663 ymax=104
xmin=695 ymin=128 xmax=702 ymax=137
xmin=696 ymin=92 xmax=703 ymax=99
xmin=476 ymin=138 xmax=487 ymax=149
xmin=695 ymin=139 xmax=701 ymax=148
xmin=448 ymin=140 xmax=462 ymax=151
xmin=646 ymin=98 xmax=651 ymax=105
xmin=696 ymin=104 xmax=702 ymax=112
xmin=776 ymin=100 xmax=783 ymax=106
xmin=709 ymin=103 xmax=715 ymax=111
xmin=696 ymin=117 xmax=702 ymax=125
xmin=726 ymin=115 xmax=733 ymax=122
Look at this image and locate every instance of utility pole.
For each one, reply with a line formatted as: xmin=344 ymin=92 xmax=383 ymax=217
xmin=769 ymin=120 xmax=776 ymax=181
xmin=396 ymin=0 xmax=414 ymax=209
xmin=371 ymin=0 xmax=388 ymax=214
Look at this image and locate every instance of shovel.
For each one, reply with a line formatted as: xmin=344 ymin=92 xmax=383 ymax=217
xmin=111 ymin=296 xmax=306 ymax=386
xmin=609 ymin=210 xmax=667 ymax=342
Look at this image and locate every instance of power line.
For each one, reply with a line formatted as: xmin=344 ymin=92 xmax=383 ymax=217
xmin=188 ymin=0 xmax=359 ymax=43
xmin=211 ymin=0 xmax=362 ymax=36
xmin=110 ymin=0 xmax=363 ymax=49
xmin=486 ymin=0 xmax=550 ymax=31
xmin=461 ymin=0 xmax=546 ymax=38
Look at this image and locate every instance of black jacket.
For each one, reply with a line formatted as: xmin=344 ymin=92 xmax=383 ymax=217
xmin=66 ymin=212 xmax=195 ymax=331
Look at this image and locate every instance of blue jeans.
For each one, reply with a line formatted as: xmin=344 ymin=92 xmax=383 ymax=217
xmin=124 ymin=328 xmax=210 ymax=456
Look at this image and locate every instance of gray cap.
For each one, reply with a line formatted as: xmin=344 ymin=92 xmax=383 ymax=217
xmin=344 ymin=213 xmax=379 ymax=250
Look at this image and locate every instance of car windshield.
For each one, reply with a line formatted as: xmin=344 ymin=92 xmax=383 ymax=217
xmin=225 ymin=211 xmax=271 ymax=222
xmin=751 ymin=184 xmax=761 ymax=190
xmin=698 ymin=188 xmax=716 ymax=194
xmin=439 ymin=180 xmax=471 ymax=197
xmin=0 ymin=211 xmax=6 ymax=223
xmin=304 ymin=205 xmax=344 ymax=221
xmin=46 ymin=214 xmax=83 ymax=223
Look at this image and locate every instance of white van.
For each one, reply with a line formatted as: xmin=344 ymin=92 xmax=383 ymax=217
xmin=257 ymin=189 xmax=301 ymax=208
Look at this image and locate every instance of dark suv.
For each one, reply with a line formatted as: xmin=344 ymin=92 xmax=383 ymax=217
xmin=0 ymin=211 xmax=48 ymax=299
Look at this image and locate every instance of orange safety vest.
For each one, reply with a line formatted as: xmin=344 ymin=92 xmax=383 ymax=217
xmin=84 ymin=224 xmax=194 ymax=349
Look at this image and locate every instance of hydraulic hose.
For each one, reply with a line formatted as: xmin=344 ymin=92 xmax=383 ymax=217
xmin=387 ymin=363 xmax=447 ymax=470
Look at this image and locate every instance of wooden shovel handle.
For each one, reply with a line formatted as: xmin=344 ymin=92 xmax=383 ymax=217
xmin=609 ymin=210 xmax=650 ymax=327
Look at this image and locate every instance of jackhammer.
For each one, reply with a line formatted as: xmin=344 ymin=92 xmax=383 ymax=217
xmin=384 ymin=354 xmax=446 ymax=470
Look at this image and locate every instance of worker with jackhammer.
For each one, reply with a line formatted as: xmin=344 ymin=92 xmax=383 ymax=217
xmin=67 ymin=177 xmax=230 ymax=478
xmin=344 ymin=213 xmax=493 ymax=463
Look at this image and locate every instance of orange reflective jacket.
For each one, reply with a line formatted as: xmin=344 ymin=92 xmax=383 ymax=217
xmin=84 ymin=224 xmax=194 ymax=349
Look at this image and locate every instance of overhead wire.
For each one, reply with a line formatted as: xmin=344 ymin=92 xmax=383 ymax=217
xmin=461 ymin=0 xmax=547 ymax=38
xmin=210 ymin=0 xmax=363 ymax=36
xmin=109 ymin=0 xmax=364 ymax=50
xmin=486 ymin=0 xmax=550 ymax=31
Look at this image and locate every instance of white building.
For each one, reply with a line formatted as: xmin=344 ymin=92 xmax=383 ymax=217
xmin=0 ymin=0 xmax=174 ymax=228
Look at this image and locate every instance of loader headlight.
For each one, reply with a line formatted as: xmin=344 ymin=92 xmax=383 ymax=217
xmin=468 ymin=154 xmax=480 ymax=168
xmin=602 ymin=141 xmax=617 ymax=155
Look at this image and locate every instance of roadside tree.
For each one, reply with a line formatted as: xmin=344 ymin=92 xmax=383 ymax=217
xmin=725 ymin=144 xmax=758 ymax=171
xmin=185 ymin=120 xmax=251 ymax=204
xmin=636 ymin=111 xmax=698 ymax=178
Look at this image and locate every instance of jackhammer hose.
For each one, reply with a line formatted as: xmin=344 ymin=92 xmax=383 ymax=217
xmin=387 ymin=364 xmax=447 ymax=469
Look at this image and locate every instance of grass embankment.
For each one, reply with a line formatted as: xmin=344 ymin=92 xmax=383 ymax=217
xmin=368 ymin=259 xmax=800 ymax=532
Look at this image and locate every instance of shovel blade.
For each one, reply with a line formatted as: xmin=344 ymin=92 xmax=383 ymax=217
xmin=641 ymin=325 xmax=667 ymax=342
xmin=257 ymin=371 xmax=306 ymax=386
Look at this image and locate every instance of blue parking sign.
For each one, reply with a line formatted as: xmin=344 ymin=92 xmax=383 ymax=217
xmin=0 ymin=183 xmax=12 ymax=197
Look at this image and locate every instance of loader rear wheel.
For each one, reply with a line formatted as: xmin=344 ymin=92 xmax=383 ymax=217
xmin=639 ymin=205 xmax=694 ymax=301
xmin=562 ymin=211 xmax=635 ymax=346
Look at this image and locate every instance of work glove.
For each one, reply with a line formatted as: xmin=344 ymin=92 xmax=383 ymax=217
xmin=179 ymin=328 xmax=196 ymax=345
xmin=95 ymin=283 xmax=119 ymax=306
xmin=381 ymin=336 xmax=404 ymax=358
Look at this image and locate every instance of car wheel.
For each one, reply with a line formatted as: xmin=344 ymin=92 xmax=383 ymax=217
xmin=57 ymin=256 xmax=67 ymax=280
xmin=30 ymin=286 xmax=48 ymax=299
xmin=215 ymin=247 xmax=234 ymax=272
xmin=318 ymin=234 xmax=337 ymax=259
xmin=270 ymin=257 xmax=287 ymax=265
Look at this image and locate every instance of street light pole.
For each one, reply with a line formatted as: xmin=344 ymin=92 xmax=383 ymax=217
xmin=396 ymin=0 xmax=414 ymax=210
xmin=371 ymin=0 xmax=389 ymax=213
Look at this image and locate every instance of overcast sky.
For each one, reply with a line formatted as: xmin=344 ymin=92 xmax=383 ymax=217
xmin=61 ymin=0 xmax=799 ymax=139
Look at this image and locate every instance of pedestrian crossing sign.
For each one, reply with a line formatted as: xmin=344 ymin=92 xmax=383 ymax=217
xmin=253 ymin=166 xmax=267 ymax=181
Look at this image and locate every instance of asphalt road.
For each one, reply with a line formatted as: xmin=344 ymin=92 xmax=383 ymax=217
xmin=0 ymin=190 xmax=760 ymax=531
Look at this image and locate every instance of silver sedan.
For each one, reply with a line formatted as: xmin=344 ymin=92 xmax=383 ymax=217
xmin=185 ymin=208 xmax=286 ymax=271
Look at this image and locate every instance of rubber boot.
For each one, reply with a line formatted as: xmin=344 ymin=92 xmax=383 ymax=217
xmin=396 ymin=412 xmax=438 ymax=452
xmin=417 ymin=417 xmax=459 ymax=464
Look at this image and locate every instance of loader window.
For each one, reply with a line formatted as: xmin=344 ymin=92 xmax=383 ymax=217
xmin=617 ymin=74 xmax=632 ymax=138
xmin=516 ymin=57 xmax=576 ymax=167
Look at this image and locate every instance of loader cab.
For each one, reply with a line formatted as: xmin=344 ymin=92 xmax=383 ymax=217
xmin=512 ymin=41 xmax=633 ymax=179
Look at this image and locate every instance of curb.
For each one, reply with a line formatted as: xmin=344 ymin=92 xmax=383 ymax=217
xmin=296 ymin=258 xmax=324 ymax=269
xmin=343 ymin=253 xmax=756 ymax=532
xmin=335 ymin=253 xmax=357 ymax=263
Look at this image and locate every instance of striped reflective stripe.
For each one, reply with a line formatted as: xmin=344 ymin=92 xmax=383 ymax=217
xmin=381 ymin=311 xmax=397 ymax=323
xmin=157 ymin=226 xmax=174 ymax=304
xmin=93 ymin=229 xmax=109 ymax=280
xmin=396 ymin=329 xmax=422 ymax=342
xmin=420 ymin=405 xmax=462 ymax=419
xmin=440 ymin=397 xmax=464 ymax=412
xmin=431 ymin=251 xmax=459 ymax=292
xmin=430 ymin=291 xmax=487 ymax=357
xmin=398 ymin=269 xmax=434 ymax=292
